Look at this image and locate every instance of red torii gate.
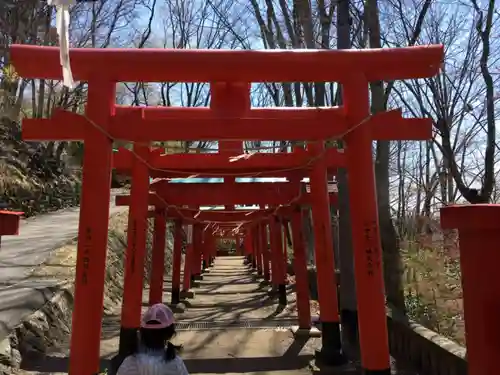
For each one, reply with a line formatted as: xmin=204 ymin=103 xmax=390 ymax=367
xmin=115 ymin=179 xmax=336 ymax=313
xmin=115 ymin=181 xmax=320 ymax=290
xmin=116 ymin=174 xmax=335 ymax=326
xmin=10 ymin=44 xmax=443 ymax=375
xmin=111 ymin=81 xmax=346 ymax=361
xmin=112 ymin=137 xmax=347 ymax=177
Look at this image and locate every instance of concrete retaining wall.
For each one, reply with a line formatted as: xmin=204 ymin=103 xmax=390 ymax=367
xmin=387 ymin=307 xmax=467 ymax=375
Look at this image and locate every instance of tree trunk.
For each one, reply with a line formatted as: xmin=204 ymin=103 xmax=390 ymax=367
xmin=365 ymin=0 xmax=406 ymax=312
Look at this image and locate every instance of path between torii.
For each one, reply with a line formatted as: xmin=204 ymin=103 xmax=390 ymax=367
xmin=22 ymin=256 xmax=364 ymax=374
xmin=7 ymin=203 xmax=414 ymax=375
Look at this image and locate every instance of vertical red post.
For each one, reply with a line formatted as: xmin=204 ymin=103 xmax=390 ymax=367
xmin=119 ymin=144 xmax=151 ymax=358
xmin=209 ymin=234 xmax=216 ymax=265
xmin=149 ymin=209 xmax=167 ymax=305
xmin=308 ymin=140 xmax=344 ymax=364
xmin=212 ymin=82 xmax=249 ymax=220
xmin=201 ymin=229 xmax=209 ymax=272
xmin=182 ymin=224 xmax=193 ymax=294
xmin=243 ymin=233 xmax=252 ymax=266
xmin=69 ymin=80 xmax=115 ymax=375
xmin=261 ymin=222 xmax=271 ymax=282
xmin=171 ymin=220 xmax=183 ymax=305
xmin=253 ymin=227 xmax=264 ymax=276
xmin=269 ymin=216 xmax=280 ymax=291
xmin=344 ymin=76 xmax=389 ymax=373
xmin=210 ymin=232 xmax=217 ymax=265
xmin=249 ymin=229 xmax=257 ymax=269
xmin=192 ymin=224 xmax=203 ymax=280
xmin=212 ymin=81 xmax=249 ymax=157
xmin=235 ymin=235 xmax=241 ymax=255
xmin=270 ymin=215 xmax=287 ymax=305
xmin=291 ymin=205 xmax=312 ymax=330
xmin=440 ymin=204 xmax=500 ymax=375
xmin=281 ymin=218 xmax=289 ymax=276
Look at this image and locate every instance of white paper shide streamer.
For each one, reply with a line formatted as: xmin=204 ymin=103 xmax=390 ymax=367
xmin=47 ymin=0 xmax=76 ymax=89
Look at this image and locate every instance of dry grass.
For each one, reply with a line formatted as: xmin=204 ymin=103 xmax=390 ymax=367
xmin=401 ymin=228 xmax=465 ymax=346
xmin=31 ymin=244 xmax=77 ymax=281
xmin=284 ymin=219 xmax=466 ymax=347
xmin=30 ymin=211 xmax=130 ymax=313
xmin=30 ymin=210 xmax=175 ymax=315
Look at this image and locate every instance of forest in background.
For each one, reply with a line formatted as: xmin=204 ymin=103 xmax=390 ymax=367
xmin=1 ymin=0 xmax=498 ymax=346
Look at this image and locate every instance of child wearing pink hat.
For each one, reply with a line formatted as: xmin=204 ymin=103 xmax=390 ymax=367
xmin=117 ymin=304 xmax=189 ymax=375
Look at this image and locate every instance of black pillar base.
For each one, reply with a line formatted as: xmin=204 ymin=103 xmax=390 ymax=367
xmin=257 ymin=270 xmax=263 ymax=276
xmin=267 ymin=285 xmax=278 ymax=298
xmin=202 ymin=260 xmax=207 ymax=271
xmin=264 ymin=272 xmax=270 ymax=281
xmin=171 ymin=288 xmax=180 ymax=305
xmin=315 ymin=321 xmax=347 ymax=366
xmin=362 ymin=369 xmax=391 ymax=375
xmin=193 ymin=273 xmax=203 ymax=281
xmin=111 ymin=327 xmax=138 ymax=374
xmin=340 ymin=309 xmax=359 ymax=352
xmin=278 ymin=284 xmax=287 ymax=305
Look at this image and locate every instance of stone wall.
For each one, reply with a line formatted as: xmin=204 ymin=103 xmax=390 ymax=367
xmin=387 ymin=307 xmax=467 ymax=375
xmin=0 ymin=287 xmax=73 ymax=375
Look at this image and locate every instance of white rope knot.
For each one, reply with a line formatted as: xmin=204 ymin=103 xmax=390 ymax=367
xmin=47 ymin=0 xmax=76 ymax=89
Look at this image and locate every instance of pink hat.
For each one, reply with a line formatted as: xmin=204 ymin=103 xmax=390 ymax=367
xmin=141 ymin=303 xmax=175 ymax=329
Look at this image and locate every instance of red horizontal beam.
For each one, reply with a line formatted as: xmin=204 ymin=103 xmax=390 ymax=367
xmin=114 ymin=106 xmax=432 ymax=141
xmin=147 ymin=170 xmax=313 ymax=179
xmin=145 ymin=208 xmax=269 ymax=222
xmin=22 ymin=111 xmax=347 ymax=142
xmin=112 ymin=148 xmax=345 ymax=173
xmin=114 ymin=106 xmax=343 ymax=120
xmin=116 ymin=187 xmax=337 ymax=207
xmin=22 ymin=108 xmax=431 ymax=142
xmin=161 ymin=182 xmax=298 ymax=206
xmin=10 ymin=45 xmax=444 ymax=83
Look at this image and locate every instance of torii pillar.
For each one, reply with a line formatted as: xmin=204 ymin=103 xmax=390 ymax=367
xmin=441 ymin=204 xmax=500 ymax=375
xmin=171 ymin=220 xmax=183 ymax=305
xmin=149 ymin=208 xmax=167 ymax=305
xmin=308 ymin=141 xmax=344 ymax=365
xmin=117 ymin=144 xmax=151 ymax=364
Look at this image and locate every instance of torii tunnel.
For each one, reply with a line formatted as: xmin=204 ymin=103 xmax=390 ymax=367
xmin=10 ymin=43 xmax=496 ymax=375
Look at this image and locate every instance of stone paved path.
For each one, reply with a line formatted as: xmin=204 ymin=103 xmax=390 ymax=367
xmin=21 ymin=256 xmax=412 ymax=374
xmin=97 ymin=256 xmax=321 ymax=374
xmin=0 ymin=189 xmax=126 ymax=341
xmin=98 ymin=256 xmax=364 ymax=375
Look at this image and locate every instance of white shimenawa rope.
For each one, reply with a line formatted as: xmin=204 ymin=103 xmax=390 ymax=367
xmin=47 ymin=0 xmax=76 ymax=89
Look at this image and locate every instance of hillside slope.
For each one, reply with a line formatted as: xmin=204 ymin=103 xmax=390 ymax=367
xmin=0 ymin=116 xmax=81 ymax=216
